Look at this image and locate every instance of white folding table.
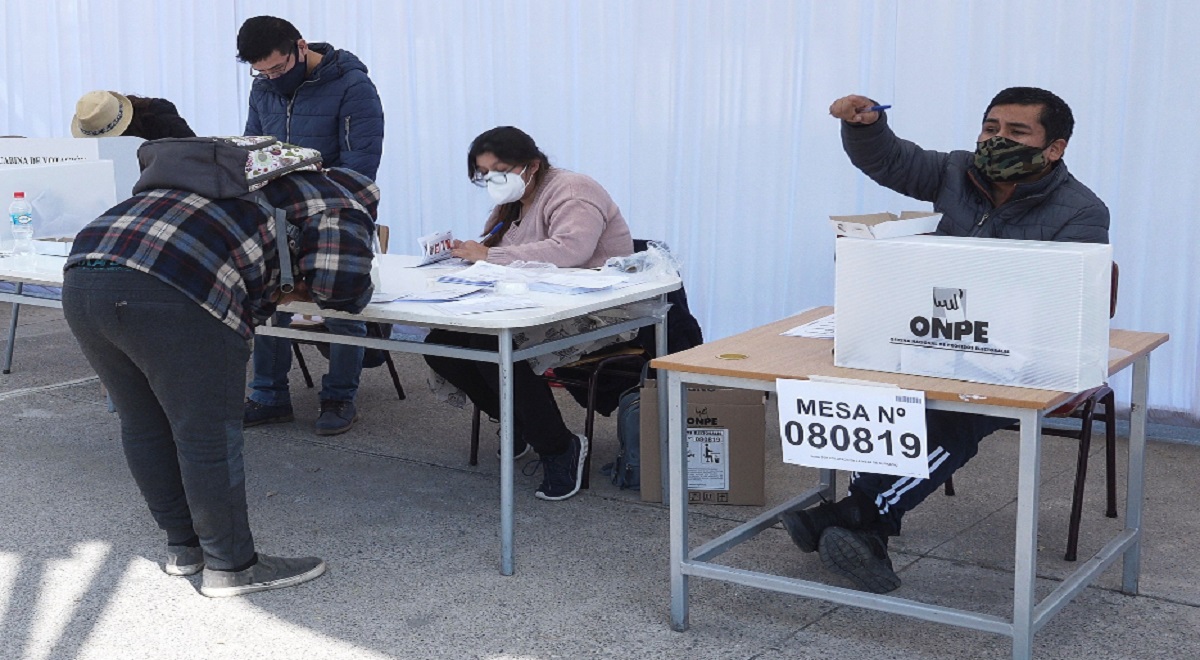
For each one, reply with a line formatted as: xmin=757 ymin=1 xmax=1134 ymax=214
xmin=1 ymin=253 xmax=681 ymax=575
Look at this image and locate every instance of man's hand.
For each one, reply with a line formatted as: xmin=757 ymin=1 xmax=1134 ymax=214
xmin=829 ymin=94 xmax=883 ymax=125
xmin=451 ymin=239 xmax=489 ymax=263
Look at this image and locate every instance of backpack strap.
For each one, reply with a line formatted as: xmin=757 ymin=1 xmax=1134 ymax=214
xmin=248 ymin=191 xmax=301 ymax=294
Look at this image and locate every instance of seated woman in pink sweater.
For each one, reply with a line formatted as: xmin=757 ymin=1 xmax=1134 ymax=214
xmin=425 ymin=126 xmax=634 ymax=502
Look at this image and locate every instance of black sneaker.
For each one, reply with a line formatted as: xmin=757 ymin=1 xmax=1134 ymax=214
xmin=200 ymin=553 xmax=326 ymax=598
xmin=243 ymin=399 xmax=294 ymax=428
xmin=534 ymin=433 xmax=588 ymax=501
xmin=779 ymin=497 xmax=868 ymax=553
xmin=819 ymin=526 xmax=901 ymax=594
xmin=315 ymin=399 xmax=358 ymax=436
xmin=164 ymin=544 xmax=204 ymax=576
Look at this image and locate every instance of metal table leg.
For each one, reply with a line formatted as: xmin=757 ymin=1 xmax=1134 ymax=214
xmin=499 ymin=329 xmax=515 ymax=576
xmin=1122 ymin=354 xmax=1151 ymax=593
xmin=3 ymin=282 xmax=23 ymax=374
xmin=1012 ymin=408 xmax=1043 ymax=660
xmin=668 ymin=369 xmax=690 ymax=631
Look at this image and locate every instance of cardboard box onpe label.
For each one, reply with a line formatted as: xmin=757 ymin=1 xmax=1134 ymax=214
xmin=639 ymin=379 xmax=766 ymax=505
xmin=829 ymin=211 xmax=942 ymax=239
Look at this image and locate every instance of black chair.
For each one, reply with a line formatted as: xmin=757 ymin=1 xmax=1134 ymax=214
xmin=945 ymin=263 xmax=1119 ymax=561
xmin=290 ymin=319 xmax=406 ymax=401
xmin=467 ymin=239 xmax=704 ymax=490
xmin=289 ymin=225 xmax=406 ymax=402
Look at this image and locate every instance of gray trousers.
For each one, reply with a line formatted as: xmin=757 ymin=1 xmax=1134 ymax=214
xmin=62 ymin=267 xmax=255 ymax=570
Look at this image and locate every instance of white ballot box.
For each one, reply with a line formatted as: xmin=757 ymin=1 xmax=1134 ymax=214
xmin=834 ymin=235 xmax=1112 ymax=392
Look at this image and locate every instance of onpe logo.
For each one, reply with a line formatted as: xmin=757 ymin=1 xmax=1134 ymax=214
xmin=909 ymin=286 xmax=990 ymax=343
xmin=932 ymin=287 xmax=966 ymax=322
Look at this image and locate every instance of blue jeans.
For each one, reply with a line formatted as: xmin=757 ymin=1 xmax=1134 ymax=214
xmin=248 ymin=312 xmax=367 ymax=405
xmin=62 ymin=267 xmax=256 ymax=570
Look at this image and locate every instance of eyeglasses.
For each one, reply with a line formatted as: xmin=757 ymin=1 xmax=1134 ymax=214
xmin=470 ymin=165 xmax=525 ymax=188
xmin=250 ymin=49 xmax=296 ymax=80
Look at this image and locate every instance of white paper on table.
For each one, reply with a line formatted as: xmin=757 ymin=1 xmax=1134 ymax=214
xmin=782 ymin=313 xmax=836 ymax=338
xmin=372 ymin=286 xmax=483 ymax=304
xmin=396 ymin=257 xmax=469 ymax=269
xmin=526 ymin=273 xmax=628 ymax=294
xmin=435 ymin=261 xmax=512 ymax=287
xmin=434 ymin=295 xmax=540 ymax=315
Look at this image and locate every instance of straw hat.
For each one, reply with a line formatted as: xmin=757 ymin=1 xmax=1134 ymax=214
xmin=71 ymin=90 xmax=134 ymax=137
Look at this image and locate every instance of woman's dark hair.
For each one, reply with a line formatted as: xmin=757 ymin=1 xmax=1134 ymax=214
xmin=467 ymin=126 xmax=552 ymax=246
xmin=124 ymin=96 xmax=196 ymax=140
xmin=236 ymin=16 xmax=303 ymax=64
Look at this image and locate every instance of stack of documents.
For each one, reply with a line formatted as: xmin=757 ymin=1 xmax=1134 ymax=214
xmin=436 ymin=261 xmax=512 ymax=287
xmin=526 ymin=273 xmax=628 ymax=294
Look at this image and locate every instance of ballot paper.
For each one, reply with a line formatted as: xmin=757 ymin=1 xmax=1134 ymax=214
xmin=526 ymin=273 xmax=628 ymax=294
xmin=418 ymin=230 xmax=455 ymax=266
xmin=434 ymin=296 xmax=540 ymax=315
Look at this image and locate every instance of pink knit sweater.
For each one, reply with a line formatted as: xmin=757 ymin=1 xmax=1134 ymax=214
xmin=485 ymin=168 xmax=634 ymax=268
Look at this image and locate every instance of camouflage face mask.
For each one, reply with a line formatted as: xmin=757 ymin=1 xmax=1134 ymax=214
xmin=973 ymin=135 xmax=1049 ymax=183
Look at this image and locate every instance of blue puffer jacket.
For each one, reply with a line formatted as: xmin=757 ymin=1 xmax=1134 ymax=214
xmin=245 ymin=43 xmax=384 ymax=180
xmin=841 ymin=113 xmax=1109 ymax=244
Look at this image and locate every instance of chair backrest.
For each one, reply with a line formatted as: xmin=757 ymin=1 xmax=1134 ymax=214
xmin=631 ymin=238 xmax=704 ymax=356
xmin=376 ymin=225 xmax=390 ymax=255
xmin=1109 ymin=262 xmax=1118 ymax=319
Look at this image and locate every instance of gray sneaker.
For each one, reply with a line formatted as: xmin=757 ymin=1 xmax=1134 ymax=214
xmin=164 ymin=545 xmax=204 ymax=576
xmin=200 ymin=554 xmax=326 ymax=598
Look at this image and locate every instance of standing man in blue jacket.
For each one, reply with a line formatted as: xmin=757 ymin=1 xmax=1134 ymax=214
xmin=236 ymin=15 xmax=385 ymax=436
xmin=781 ymin=87 xmax=1109 ymax=594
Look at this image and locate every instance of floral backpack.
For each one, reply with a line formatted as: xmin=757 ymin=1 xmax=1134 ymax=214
xmin=132 ymin=136 xmax=325 ymax=292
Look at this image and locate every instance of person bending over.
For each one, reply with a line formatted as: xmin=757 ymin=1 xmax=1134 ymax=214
xmin=71 ymin=90 xmax=195 ymax=140
xmin=62 ymin=164 xmax=377 ymax=597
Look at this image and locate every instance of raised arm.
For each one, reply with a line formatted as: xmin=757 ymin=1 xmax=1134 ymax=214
xmin=833 ymin=94 xmax=952 ymax=203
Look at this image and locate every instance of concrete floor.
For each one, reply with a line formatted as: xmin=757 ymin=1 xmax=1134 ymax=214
xmin=1 ymin=302 xmax=1197 ymax=660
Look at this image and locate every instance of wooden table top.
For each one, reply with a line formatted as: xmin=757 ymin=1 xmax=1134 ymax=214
xmin=652 ymin=307 xmax=1170 ymax=410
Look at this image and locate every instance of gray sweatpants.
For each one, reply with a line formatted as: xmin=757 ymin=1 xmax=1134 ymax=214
xmin=62 ymin=267 xmax=255 ymax=570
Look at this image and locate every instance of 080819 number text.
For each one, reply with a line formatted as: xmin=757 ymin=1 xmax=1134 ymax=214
xmin=782 ymin=422 xmax=922 ymax=458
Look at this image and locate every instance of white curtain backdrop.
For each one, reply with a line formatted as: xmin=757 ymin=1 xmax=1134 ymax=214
xmin=1 ymin=0 xmax=1197 ymax=424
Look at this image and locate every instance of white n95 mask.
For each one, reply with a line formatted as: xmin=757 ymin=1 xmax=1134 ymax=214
xmin=485 ymin=165 xmax=528 ymax=204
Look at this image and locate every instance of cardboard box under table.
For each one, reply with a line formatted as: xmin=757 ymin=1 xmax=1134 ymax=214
xmin=835 ymin=235 xmax=1112 ymax=391
xmin=640 ymin=379 xmax=765 ymax=505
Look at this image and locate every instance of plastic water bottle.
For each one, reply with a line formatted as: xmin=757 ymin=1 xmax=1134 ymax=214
xmin=9 ymin=192 xmax=34 ymax=267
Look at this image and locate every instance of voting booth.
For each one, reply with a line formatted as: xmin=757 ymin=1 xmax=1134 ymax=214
xmin=0 ymin=138 xmax=139 ymax=257
xmin=834 ymin=235 xmax=1112 ymax=392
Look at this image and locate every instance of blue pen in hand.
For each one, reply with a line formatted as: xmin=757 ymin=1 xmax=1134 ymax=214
xmin=864 ymin=104 xmax=891 ymax=113
xmin=480 ymin=221 xmax=504 ymax=242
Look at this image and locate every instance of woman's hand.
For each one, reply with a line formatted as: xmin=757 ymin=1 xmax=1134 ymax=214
xmin=452 ymin=239 xmax=490 ymax=263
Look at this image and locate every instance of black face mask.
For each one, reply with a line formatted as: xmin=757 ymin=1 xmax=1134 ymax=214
xmin=267 ymin=45 xmax=308 ymax=97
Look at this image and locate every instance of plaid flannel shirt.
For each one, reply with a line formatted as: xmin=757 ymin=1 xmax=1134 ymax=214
xmin=66 ymin=168 xmax=379 ymax=339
